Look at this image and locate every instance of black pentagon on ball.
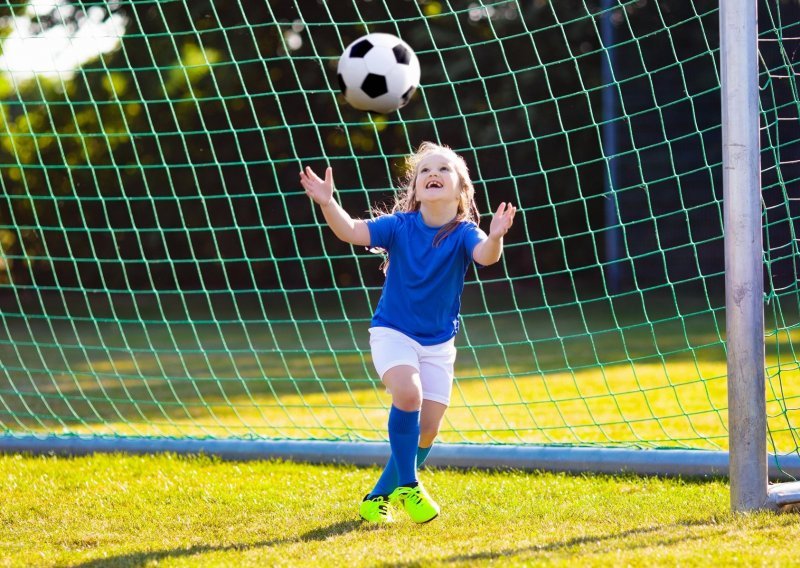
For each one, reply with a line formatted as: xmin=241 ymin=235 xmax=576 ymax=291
xmin=349 ymin=39 xmax=373 ymax=58
xmin=393 ymin=44 xmax=411 ymax=65
xmin=361 ymin=73 xmax=388 ymax=98
xmin=400 ymin=85 xmax=417 ymax=106
xmin=337 ymin=73 xmax=347 ymax=95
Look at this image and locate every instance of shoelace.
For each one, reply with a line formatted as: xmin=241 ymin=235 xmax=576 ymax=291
xmin=370 ymin=496 xmax=390 ymax=513
xmin=397 ymin=486 xmax=424 ymax=505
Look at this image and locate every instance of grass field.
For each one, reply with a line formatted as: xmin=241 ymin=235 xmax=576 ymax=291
xmin=1 ymin=453 xmax=799 ymax=567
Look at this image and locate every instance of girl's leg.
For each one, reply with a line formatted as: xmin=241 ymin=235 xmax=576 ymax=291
xmin=370 ymin=398 xmax=446 ymax=497
xmin=381 ymin=365 xmax=423 ymax=487
xmin=417 ymin=345 xmax=454 ymax=459
xmin=419 ymin=399 xmax=448 ymax=449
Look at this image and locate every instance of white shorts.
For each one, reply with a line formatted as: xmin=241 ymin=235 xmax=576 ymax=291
xmin=369 ymin=326 xmax=457 ymax=406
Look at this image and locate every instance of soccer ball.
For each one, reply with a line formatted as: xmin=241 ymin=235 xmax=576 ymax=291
xmin=337 ymin=33 xmax=421 ymax=114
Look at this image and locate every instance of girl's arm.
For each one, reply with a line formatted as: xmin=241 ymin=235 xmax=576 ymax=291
xmin=301 ymin=166 xmax=371 ymax=247
xmin=473 ymin=202 xmax=517 ymax=266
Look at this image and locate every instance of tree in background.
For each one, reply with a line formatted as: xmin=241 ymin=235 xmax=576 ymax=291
xmin=0 ymin=1 xmax=720 ymax=294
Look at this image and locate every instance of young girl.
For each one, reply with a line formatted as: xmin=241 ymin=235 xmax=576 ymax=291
xmin=301 ymin=142 xmax=516 ymax=524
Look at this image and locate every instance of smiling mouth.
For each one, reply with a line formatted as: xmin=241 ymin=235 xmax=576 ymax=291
xmin=426 ymin=181 xmax=443 ymax=189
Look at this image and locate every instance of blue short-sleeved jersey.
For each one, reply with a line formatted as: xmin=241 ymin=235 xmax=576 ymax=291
xmin=366 ymin=211 xmax=487 ymax=345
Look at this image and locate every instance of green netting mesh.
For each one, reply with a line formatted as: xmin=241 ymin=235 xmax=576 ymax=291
xmin=0 ymin=1 xmax=797 ymax=459
xmin=760 ymin=2 xmax=800 ymax=462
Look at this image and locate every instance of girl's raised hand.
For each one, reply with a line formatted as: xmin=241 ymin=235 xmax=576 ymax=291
xmin=489 ymin=202 xmax=517 ymax=240
xmin=300 ymin=166 xmax=334 ymax=206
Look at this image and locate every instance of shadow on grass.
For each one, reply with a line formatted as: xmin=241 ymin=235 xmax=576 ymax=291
xmin=69 ymin=519 xmax=364 ymax=568
xmin=428 ymin=521 xmax=717 ymax=565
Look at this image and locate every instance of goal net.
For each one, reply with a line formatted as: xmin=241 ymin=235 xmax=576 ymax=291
xmin=0 ymin=1 xmax=797 ymax=472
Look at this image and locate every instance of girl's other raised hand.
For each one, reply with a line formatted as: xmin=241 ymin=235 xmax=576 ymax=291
xmin=300 ymin=166 xmax=334 ymax=206
xmin=488 ymin=202 xmax=517 ymax=240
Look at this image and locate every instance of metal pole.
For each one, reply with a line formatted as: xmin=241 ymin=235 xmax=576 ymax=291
xmin=720 ymin=0 xmax=766 ymax=512
xmin=3 ymin=434 xmax=800 ymax=480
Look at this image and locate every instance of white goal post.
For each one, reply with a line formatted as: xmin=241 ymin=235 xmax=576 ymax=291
xmin=721 ymin=0 xmax=800 ymax=512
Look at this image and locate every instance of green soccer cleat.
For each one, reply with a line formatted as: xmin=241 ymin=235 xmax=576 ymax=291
xmin=389 ymin=482 xmax=440 ymax=523
xmin=359 ymin=494 xmax=393 ymax=524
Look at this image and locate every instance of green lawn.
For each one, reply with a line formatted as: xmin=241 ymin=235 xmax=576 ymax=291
xmin=1 ymin=453 xmax=798 ymax=567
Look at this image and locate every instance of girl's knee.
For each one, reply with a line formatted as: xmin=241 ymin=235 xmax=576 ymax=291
xmin=382 ymin=365 xmax=422 ymax=411
xmin=392 ymin=388 xmax=422 ymax=411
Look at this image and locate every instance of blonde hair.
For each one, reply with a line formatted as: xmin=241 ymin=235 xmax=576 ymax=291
xmin=386 ymin=141 xmax=480 ymax=246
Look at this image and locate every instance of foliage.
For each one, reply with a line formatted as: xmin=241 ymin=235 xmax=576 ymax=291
xmin=0 ymin=1 xmax=721 ymax=291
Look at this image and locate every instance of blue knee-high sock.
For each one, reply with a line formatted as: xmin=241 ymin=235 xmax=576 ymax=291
xmin=417 ymin=445 xmax=433 ymax=469
xmin=386 ymin=405 xmax=420 ymax=487
xmin=370 ymin=445 xmax=434 ymax=497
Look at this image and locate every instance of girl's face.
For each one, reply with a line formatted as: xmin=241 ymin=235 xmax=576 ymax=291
xmin=414 ymin=152 xmax=462 ymax=206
